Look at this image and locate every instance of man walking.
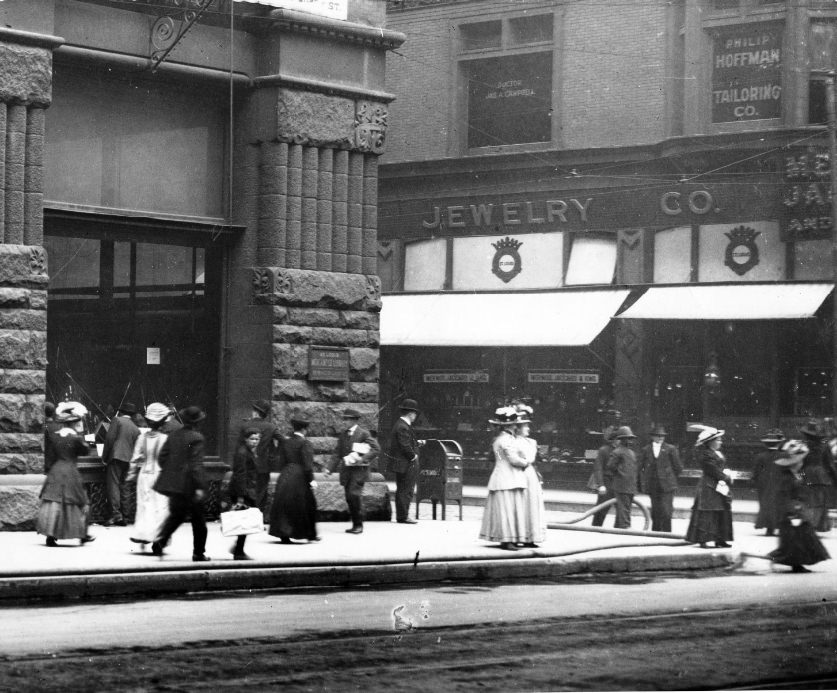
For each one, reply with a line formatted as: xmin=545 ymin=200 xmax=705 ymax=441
xmin=606 ymin=426 xmax=639 ymax=529
xmin=331 ymin=408 xmax=380 ymax=534
xmin=151 ymin=406 xmax=210 ymax=561
xmin=238 ymin=399 xmax=283 ymax=518
xmin=638 ymin=425 xmax=682 ymax=532
xmin=386 ymin=399 xmax=421 ymax=524
xmin=588 ymin=426 xmax=616 ymax=527
xmin=102 ymin=402 xmax=140 ymax=526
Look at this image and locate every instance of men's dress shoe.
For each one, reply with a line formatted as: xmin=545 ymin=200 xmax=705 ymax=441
xmin=397 ymin=519 xmax=418 ymax=525
xmin=151 ymin=542 xmax=164 ymax=557
xmin=698 ymin=543 xmax=710 ymax=549
xmin=105 ymin=518 xmax=127 ymax=527
xmin=715 ymin=542 xmax=731 ymax=548
xmin=279 ymin=537 xmax=292 ymax=544
xmin=80 ymin=535 xmax=96 ymax=544
xmin=192 ymin=553 xmax=210 ymax=562
xmin=308 ymin=536 xmax=322 ymax=543
xmin=232 ymin=553 xmax=251 ymax=561
xmin=45 ymin=537 xmax=57 ymax=548
xmin=520 ymin=543 xmax=538 ymax=548
xmin=346 ymin=527 xmax=363 ymax=534
xmin=791 ymin=565 xmax=812 ymax=573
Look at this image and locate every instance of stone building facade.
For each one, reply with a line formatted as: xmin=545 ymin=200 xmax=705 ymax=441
xmin=0 ymin=0 xmax=402 ymax=528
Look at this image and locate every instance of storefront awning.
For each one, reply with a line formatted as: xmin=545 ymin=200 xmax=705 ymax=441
xmin=380 ymin=289 xmax=631 ymax=347
xmin=617 ymin=283 xmax=833 ymax=320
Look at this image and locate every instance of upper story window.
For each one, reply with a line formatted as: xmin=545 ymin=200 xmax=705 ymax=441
xmin=809 ymin=21 xmax=837 ymax=124
xmin=459 ymin=14 xmax=554 ymax=150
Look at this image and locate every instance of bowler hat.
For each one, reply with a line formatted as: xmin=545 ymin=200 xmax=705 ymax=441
xmin=118 ymin=402 xmax=137 ymax=416
xmin=290 ymin=412 xmax=310 ymax=427
xmin=179 ymin=406 xmax=206 ymax=425
xmin=799 ymin=419 xmax=826 ymax=439
xmin=252 ymin=399 xmax=271 ymax=417
xmin=342 ymin=408 xmax=361 ymax=419
xmin=650 ymin=425 xmax=667 ymax=436
xmin=614 ymin=425 xmax=637 ymax=439
xmin=398 ymin=398 xmax=419 ymax=412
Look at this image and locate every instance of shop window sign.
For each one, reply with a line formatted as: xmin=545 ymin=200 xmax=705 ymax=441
xmin=781 ymin=146 xmax=832 ymax=241
xmin=528 ymin=371 xmax=599 ymax=384
xmin=424 ymin=371 xmax=490 ymax=383
xmin=467 ymin=52 xmax=552 ymax=148
xmin=711 ymin=23 xmax=782 ymax=123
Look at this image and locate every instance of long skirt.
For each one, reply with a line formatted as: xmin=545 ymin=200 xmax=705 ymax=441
xmin=521 ymin=466 xmax=546 ymax=544
xmin=685 ymin=493 xmax=733 ymax=544
xmin=479 ymin=488 xmax=527 ymax=544
xmin=131 ymin=472 xmax=168 ymax=544
xmin=768 ymin=519 xmax=831 ymax=567
xmin=268 ymin=463 xmax=318 ymax=541
xmin=36 ymin=500 xmax=89 ymax=540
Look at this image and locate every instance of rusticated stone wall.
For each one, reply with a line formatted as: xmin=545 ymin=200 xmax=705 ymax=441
xmin=252 ymin=266 xmax=381 ymax=469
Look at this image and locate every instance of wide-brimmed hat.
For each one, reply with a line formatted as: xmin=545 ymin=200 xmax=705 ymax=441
xmin=799 ymin=419 xmax=826 ymax=439
xmin=178 ymin=406 xmax=206 ymax=425
xmin=144 ymin=402 xmax=171 ymax=423
xmin=489 ymin=406 xmax=518 ymax=426
xmin=252 ymin=399 xmax=271 ymax=417
xmin=514 ymin=404 xmax=533 ymax=425
xmin=760 ymin=428 xmax=786 ymax=445
xmin=602 ymin=425 xmax=617 ymax=441
xmin=776 ymin=439 xmax=809 ymax=466
xmin=56 ymin=401 xmax=88 ymax=424
xmin=614 ymin=425 xmax=637 ymax=439
xmin=650 ymin=425 xmax=667 ymax=436
xmin=342 ymin=408 xmax=361 ymax=420
xmin=118 ymin=402 xmax=137 ymax=416
xmin=398 ymin=399 xmax=419 ymax=412
xmin=691 ymin=425 xmax=724 ymax=446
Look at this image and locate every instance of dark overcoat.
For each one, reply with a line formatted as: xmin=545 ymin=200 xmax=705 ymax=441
xmin=40 ymin=427 xmax=89 ymax=506
xmin=153 ymin=427 xmax=206 ymax=497
xmin=638 ymin=442 xmax=682 ymax=493
xmin=385 ymin=417 xmax=419 ymax=474
xmin=606 ymin=445 xmax=638 ymax=494
xmin=694 ymin=446 xmax=732 ymax=511
xmin=334 ymin=425 xmax=380 ymax=486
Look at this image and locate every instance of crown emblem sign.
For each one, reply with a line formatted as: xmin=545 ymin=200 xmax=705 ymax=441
xmin=491 ymin=236 xmax=523 ymax=283
xmin=492 ymin=237 xmax=523 ymax=252
xmin=723 ymin=225 xmax=761 ymax=276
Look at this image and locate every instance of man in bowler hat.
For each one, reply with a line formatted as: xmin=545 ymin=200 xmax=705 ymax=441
xmin=329 ymin=408 xmax=380 ymax=534
xmin=606 ymin=426 xmax=639 ymax=529
xmin=238 ymin=399 xmax=283 ymax=518
xmin=152 ymin=406 xmax=210 ymax=561
xmin=386 ymin=399 xmax=421 ymax=524
xmin=638 ymin=425 xmax=682 ymax=532
xmin=102 ymin=402 xmax=140 ymax=526
xmin=588 ymin=426 xmax=617 ymax=527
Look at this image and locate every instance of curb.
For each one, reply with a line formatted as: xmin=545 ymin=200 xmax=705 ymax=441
xmin=0 ymin=551 xmax=735 ymax=602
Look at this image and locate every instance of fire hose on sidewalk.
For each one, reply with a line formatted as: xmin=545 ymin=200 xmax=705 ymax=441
xmin=547 ymin=497 xmax=689 ymax=542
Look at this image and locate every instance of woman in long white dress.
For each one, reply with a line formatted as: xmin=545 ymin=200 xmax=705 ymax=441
xmin=127 ymin=402 xmax=171 ymax=550
xmin=515 ymin=404 xmax=546 ymax=548
xmin=479 ymin=406 xmax=529 ymax=551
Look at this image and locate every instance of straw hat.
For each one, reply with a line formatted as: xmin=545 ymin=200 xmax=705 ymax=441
xmin=759 ymin=428 xmax=785 ymax=446
xmin=56 ymin=401 xmax=88 ymax=423
xmin=689 ymin=424 xmax=724 ymax=447
xmin=489 ymin=406 xmax=518 ymax=426
xmin=514 ymin=403 xmax=533 ymax=424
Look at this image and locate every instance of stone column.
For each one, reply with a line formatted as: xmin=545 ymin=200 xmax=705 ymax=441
xmin=0 ymin=28 xmax=60 ymax=529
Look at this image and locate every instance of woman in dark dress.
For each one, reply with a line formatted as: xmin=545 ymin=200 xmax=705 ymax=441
xmin=752 ymin=428 xmax=785 ymax=536
xmin=37 ymin=402 xmax=95 ymax=546
xmin=686 ymin=425 xmax=733 ymax=549
xmin=268 ymin=416 xmax=320 ymax=543
xmin=228 ymin=427 xmax=261 ymax=559
xmin=768 ymin=440 xmax=831 ymax=573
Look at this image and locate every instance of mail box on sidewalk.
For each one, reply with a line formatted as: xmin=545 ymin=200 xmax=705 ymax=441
xmin=415 ymin=439 xmax=463 ymax=520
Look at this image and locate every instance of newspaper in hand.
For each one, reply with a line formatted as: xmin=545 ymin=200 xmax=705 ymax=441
xmin=715 ymin=480 xmax=730 ymax=497
xmin=344 ymin=441 xmax=372 ymax=467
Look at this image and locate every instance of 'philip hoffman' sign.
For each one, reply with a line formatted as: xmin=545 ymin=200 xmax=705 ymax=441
xmin=712 ymin=23 xmax=782 ymax=123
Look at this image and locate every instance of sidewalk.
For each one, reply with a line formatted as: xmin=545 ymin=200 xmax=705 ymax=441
xmin=1 ymin=486 xmax=810 ymax=603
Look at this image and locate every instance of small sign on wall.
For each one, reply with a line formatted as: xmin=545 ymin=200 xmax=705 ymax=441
xmin=146 ymin=347 xmax=161 ymax=365
xmin=309 ymin=346 xmax=349 ymax=382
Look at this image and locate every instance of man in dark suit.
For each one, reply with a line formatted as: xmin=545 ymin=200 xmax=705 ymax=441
xmin=588 ymin=426 xmax=616 ymax=527
xmin=238 ymin=399 xmax=283 ymax=518
xmin=385 ymin=399 xmax=421 ymax=524
xmin=329 ymin=408 xmax=380 ymax=534
xmin=606 ymin=426 xmax=638 ymax=529
xmin=151 ymin=406 xmax=210 ymax=561
xmin=102 ymin=402 xmax=140 ymax=526
xmin=638 ymin=425 xmax=683 ymax=532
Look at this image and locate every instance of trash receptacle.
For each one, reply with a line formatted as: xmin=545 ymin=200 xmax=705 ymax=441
xmin=415 ymin=439 xmax=463 ymax=520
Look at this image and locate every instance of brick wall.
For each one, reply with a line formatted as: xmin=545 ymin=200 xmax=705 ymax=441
xmin=383 ymin=0 xmax=669 ymax=163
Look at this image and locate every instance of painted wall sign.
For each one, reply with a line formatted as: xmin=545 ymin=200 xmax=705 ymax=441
xmin=711 ymin=23 xmax=783 ymax=123
xmin=308 ymin=346 xmax=349 ymax=381
xmin=781 ymin=146 xmax=832 ymax=241
xmin=528 ymin=371 xmax=600 ymax=384
xmin=423 ymin=371 xmax=490 ymax=383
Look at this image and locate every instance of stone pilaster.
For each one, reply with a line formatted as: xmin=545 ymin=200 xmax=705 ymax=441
xmin=0 ymin=28 xmax=60 ymax=529
xmin=613 ymin=318 xmax=650 ymax=435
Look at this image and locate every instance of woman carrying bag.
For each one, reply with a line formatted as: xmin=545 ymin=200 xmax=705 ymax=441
xmin=227 ymin=427 xmax=262 ymax=559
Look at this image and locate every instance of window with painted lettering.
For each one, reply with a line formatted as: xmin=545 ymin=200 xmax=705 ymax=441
xmin=459 ymin=14 xmax=554 ymax=150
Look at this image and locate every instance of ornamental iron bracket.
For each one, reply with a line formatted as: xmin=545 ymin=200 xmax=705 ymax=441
xmin=150 ymin=0 xmax=216 ymax=73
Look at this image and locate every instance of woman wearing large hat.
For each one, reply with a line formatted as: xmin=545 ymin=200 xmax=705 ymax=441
xmin=514 ymin=404 xmax=546 ymax=548
xmin=752 ymin=428 xmax=786 ymax=536
xmin=767 ymin=440 xmax=830 ymax=573
xmin=685 ymin=425 xmax=733 ymax=549
xmin=799 ymin=419 xmax=837 ymax=533
xmin=36 ymin=402 xmax=96 ymax=547
xmin=126 ymin=402 xmax=172 ymax=551
xmin=479 ymin=406 xmax=530 ymax=551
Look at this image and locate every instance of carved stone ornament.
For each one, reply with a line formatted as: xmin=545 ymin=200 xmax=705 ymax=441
xmin=253 ymin=268 xmax=294 ymax=299
xmin=29 ymin=247 xmax=46 ymax=275
xmin=366 ymin=275 xmax=381 ymax=302
xmin=355 ymin=101 xmax=388 ymax=154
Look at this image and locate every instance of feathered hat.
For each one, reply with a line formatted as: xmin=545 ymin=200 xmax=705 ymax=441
xmin=688 ymin=423 xmax=724 ymax=447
